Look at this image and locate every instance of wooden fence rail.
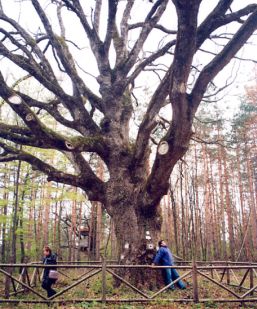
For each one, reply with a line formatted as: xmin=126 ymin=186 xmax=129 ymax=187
xmin=0 ymin=261 xmax=257 ymax=305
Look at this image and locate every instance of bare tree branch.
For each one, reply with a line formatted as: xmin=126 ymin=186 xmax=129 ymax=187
xmin=118 ymin=0 xmax=135 ymax=61
xmin=93 ymin=0 xmax=102 ymax=34
xmin=31 ymin=0 xmax=103 ymax=116
xmin=131 ymin=1 xmax=257 ymax=180
xmin=103 ymin=0 xmax=118 ymax=53
xmin=57 ymin=3 xmax=66 ymax=38
xmin=129 ymin=22 xmax=177 ymax=35
xmin=191 ymin=8 xmax=257 ymax=107
xmin=196 ymin=2 xmax=257 ymax=49
xmin=118 ymin=0 xmax=168 ymax=78
xmin=142 ymin=5 xmax=257 ymax=210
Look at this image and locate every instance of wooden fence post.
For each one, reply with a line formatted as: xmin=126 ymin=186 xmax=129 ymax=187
xmin=192 ymin=261 xmax=199 ymax=303
xmin=102 ymin=257 xmax=107 ymax=303
xmin=210 ymin=263 xmax=214 ymax=279
xmin=4 ymin=267 xmax=11 ymax=299
xmin=226 ymin=263 xmax=230 ymax=285
xmin=249 ymin=268 xmax=254 ymax=296
xmin=30 ymin=268 xmax=37 ymax=287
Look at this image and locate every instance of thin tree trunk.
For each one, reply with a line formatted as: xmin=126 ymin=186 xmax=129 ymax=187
xmin=179 ymin=163 xmax=186 ymax=259
xmin=77 ymin=200 xmax=82 ymax=261
xmin=43 ymin=181 xmax=51 ymax=246
xmin=193 ymin=144 xmax=200 ymax=260
xmin=209 ymin=156 xmax=218 ymax=260
xmin=1 ymin=163 xmax=9 ymax=263
xmin=26 ymin=174 xmax=37 ymax=254
xmin=223 ymin=148 xmax=235 ymax=260
xmin=71 ymin=188 xmax=77 ymax=262
xmin=169 ymin=186 xmax=179 ymax=256
xmin=110 ymin=219 xmax=117 ymax=259
xmin=95 ymin=202 xmax=102 ymax=260
xmin=5 ymin=159 xmax=22 ymax=297
xmin=217 ymin=135 xmax=227 ymax=260
xmin=236 ymin=143 xmax=250 ymax=260
xmin=244 ymin=138 xmax=257 ymax=256
xmin=19 ymin=171 xmax=30 ymax=263
xmin=11 ymin=159 xmax=22 ymax=264
xmin=203 ymin=144 xmax=212 ymax=260
xmin=57 ymin=200 xmax=63 ymax=259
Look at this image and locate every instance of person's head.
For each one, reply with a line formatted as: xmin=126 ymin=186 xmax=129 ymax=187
xmin=43 ymin=245 xmax=52 ymax=257
xmin=158 ymin=240 xmax=167 ymax=247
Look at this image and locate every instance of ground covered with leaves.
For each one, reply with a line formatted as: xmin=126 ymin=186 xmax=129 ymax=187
xmin=1 ymin=303 xmax=257 ymax=309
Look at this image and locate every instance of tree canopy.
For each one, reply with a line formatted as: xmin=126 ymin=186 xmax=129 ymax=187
xmin=0 ymin=1 xmax=257 ymax=255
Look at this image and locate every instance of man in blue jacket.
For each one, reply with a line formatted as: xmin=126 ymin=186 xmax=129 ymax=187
xmin=153 ymin=240 xmax=186 ymax=290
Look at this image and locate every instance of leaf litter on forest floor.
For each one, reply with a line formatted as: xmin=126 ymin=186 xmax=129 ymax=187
xmin=1 ymin=270 xmax=257 ymax=309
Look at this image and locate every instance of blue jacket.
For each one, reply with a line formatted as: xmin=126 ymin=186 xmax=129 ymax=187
xmin=153 ymin=246 xmax=174 ymax=266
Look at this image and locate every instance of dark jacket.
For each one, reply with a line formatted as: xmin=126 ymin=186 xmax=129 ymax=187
xmin=42 ymin=254 xmax=57 ymax=280
xmin=153 ymin=246 xmax=174 ymax=266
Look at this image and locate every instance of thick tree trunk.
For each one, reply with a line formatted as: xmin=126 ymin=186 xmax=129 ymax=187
xmin=110 ymin=204 xmax=162 ymax=289
xmin=104 ymin=171 xmax=163 ymax=289
xmin=112 ymin=207 xmax=161 ymax=262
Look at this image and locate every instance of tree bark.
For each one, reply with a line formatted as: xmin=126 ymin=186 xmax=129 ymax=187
xmin=109 ymin=196 xmax=162 ymax=289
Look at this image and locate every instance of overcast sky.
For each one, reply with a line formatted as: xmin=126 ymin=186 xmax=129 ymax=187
xmin=0 ymin=0 xmax=256 ymax=120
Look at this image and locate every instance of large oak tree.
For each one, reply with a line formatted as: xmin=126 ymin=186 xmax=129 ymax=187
xmin=0 ymin=0 xmax=257 ymax=274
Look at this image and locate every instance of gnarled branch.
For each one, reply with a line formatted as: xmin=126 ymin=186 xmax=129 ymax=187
xmin=0 ymin=141 xmax=105 ymax=202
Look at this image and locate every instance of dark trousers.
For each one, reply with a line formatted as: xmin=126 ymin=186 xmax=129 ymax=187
xmin=162 ymin=268 xmax=186 ymax=289
xmin=42 ymin=278 xmax=56 ymax=298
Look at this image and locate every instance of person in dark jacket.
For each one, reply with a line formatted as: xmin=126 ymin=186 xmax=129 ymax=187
xmin=42 ymin=246 xmax=57 ymax=298
xmin=153 ymin=240 xmax=186 ymax=290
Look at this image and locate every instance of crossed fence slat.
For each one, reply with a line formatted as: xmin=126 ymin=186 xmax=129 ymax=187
xmin=197 ymin=270 xmax=240 ymax=299
xmin=239 ymin=268 xmax=250 ymax=288
xmin=230 ymin=269 xmax=240 ymax=285
xmin=107 ymin=268 xmax=150 ymax=299
xmin=49 ymin=269 xmax=102 ymax=300
xmin=149 ymin=270 xmax=192 ymax=299
xmin=0 ymin=261 xmax=257 ymax=305
xmin=0 ymin=268 xmax=47 ymax=300
xmin=240 ymin=279 xmax=257 ymax=299
xmin=214 ymin=269 xmax=220 ymax=281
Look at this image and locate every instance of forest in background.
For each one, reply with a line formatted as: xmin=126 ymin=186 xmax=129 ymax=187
xmin=0 ymin=77 xmax=256 ymax=265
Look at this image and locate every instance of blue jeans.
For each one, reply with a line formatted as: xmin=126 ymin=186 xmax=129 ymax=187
xmin=162 ymin=267 xmax=186 ymax=289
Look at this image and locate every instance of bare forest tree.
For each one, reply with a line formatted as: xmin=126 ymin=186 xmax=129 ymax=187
xmin=0 ymin=0 xmax=257 ymax=283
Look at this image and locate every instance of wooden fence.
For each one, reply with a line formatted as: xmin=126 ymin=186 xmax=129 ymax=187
xmin=0 ymin=261 xmax=257 ymax=305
